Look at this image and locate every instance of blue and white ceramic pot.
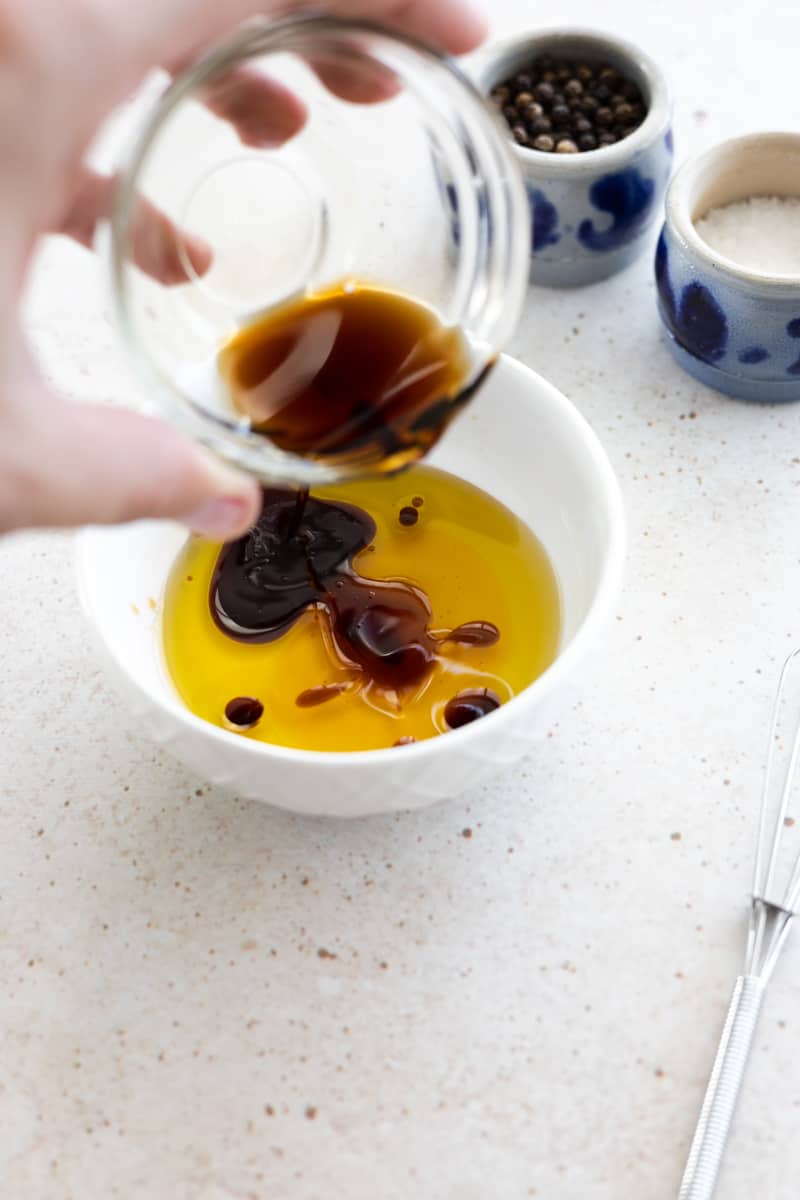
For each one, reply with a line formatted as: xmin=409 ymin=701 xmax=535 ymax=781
xmin=656 ymin=132 xmax=800 ymax=402
xmin=474 ymin=28 xmax=673 ymax=287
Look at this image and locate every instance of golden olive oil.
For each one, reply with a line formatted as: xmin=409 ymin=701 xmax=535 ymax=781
xmin=163 ymin=465 xmax=561 ymax=752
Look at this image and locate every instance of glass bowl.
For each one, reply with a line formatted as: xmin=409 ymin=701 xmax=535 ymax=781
xmin=107 ymin=15 xmax=529 ymax=486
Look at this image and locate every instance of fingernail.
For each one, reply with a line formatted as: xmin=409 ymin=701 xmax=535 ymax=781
xmin=186 ymin=496 xmax=251 ymax=539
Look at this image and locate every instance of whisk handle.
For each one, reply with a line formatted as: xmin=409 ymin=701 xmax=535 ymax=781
xmin=678 ymin=974 xmax=766 ymax=1200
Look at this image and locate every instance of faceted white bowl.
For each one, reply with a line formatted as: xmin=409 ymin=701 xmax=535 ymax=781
xmin=75 ymin=354 xmax=625 ymax=817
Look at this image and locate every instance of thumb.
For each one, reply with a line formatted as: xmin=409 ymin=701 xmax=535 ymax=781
xmin=1 ymin=379 xmax=262 ymax=536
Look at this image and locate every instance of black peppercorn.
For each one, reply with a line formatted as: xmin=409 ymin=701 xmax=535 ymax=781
xmin=530 ymin=115 xmax=552 ymax=135
xmin=492 ymin=54 xmax=648 ymax=154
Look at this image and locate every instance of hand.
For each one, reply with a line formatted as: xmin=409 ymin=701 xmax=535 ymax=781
xmin=0 ymin=0 xmax=486 ymax=536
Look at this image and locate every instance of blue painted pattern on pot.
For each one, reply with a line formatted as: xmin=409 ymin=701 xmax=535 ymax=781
xmin=528 ymin=187 xmax=560 ymax=251
xmin=655 ymin=225 xmax=800 ymax=402
xmin=518 ymin=129 xmax=673 ymax=287
xmin=577 ymin=168 xmax=655 ymax=252
xmin=738 ymin=346 xmax=770 ymax=365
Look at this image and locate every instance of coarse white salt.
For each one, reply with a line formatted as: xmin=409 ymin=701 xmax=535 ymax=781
xmin=694 ymin=195 xmax=800 ymax=276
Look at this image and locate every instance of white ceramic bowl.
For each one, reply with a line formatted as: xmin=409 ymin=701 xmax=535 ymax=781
xmin=75 ymin=356 xmax=625 ymax=817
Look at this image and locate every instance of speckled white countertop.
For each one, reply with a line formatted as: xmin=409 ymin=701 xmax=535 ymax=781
xmin=3 ymin=1 xmax=800 ymax=1196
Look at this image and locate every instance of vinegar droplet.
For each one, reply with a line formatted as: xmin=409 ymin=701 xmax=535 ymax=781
xmin=399 ymin=506 xmax=419 ymax=527
xmin=296 ymin=683 xmax=348 ymax=708
xmin=444 ymin=689 xmax=501 ymax=729
xmin=224 ymin=696 xmax=264 ymax=729
xmin=446 ymin=621 xmax=500 ymax=647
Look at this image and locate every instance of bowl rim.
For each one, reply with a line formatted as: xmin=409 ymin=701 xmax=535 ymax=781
xmin=665 ymin=131 xmax=800 ymax=291
xmin=74 ymin=355 xmax=626 ymax=769
xmin=471 ymin=26 xmax=671 ymax=175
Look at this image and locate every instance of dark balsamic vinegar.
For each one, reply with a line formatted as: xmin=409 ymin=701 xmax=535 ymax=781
xmin=218 ymin=282 xmax=479 ymax=473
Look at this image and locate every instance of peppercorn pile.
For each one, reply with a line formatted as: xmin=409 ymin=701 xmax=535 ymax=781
xmin=490 ymin=57 xmax=647 ymax=154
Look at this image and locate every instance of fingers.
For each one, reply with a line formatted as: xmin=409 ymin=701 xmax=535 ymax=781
xmin=307 ymin=52 xmax=401 ymax=104
xmin=57 ymin=0 xmax=488 ymax=278
xmin=55 ymin=62 xmax=381 ymax=280
xmin=162 ymin=0 xmax=487 ymax=133
xmin=342 ymin=0 xmax=488 ymax=56
xmin=199 ymin=64 xmax=307 ymax=147
xmin=130 ymin=190 xmax=213 ymax=285
xmin=57 ymin=168 xmax=212 ymax=285
xmin=163 ymin=55 xmax=310 ymax=147
xmin=0 ymin=361 xmax=261 ymax=536
xmin=96 ymin=1 xmax=487 ymax=108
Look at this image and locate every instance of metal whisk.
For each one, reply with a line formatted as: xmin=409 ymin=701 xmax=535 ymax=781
xmin=678 ymin=648 xmax=800 ymax=1199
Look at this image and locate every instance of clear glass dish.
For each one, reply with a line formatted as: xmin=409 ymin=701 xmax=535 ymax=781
xmin=108 ymin=14 xmax=529 ymax=486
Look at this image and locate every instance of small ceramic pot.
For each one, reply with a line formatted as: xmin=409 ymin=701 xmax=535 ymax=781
xmin=473 ymin=28 xmax=673 ymax=287
xmin=656 ymin=132 xmax=800 ymax=402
